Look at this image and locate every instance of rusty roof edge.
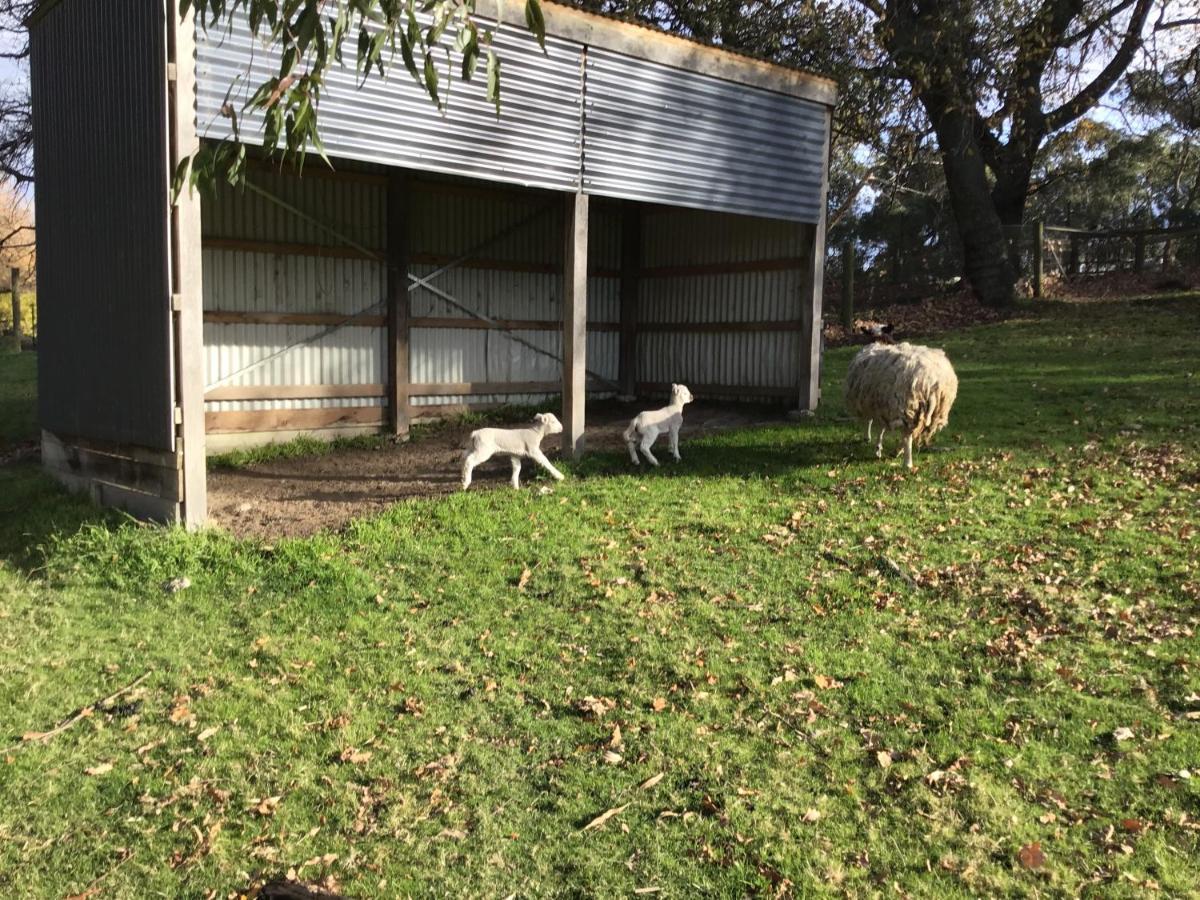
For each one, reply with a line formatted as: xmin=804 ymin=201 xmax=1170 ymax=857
xmin=480 ymin=0 xmax=838 ymax=107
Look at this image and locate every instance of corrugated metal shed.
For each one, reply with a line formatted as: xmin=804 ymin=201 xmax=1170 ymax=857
xmin=583 ymin=48 xmax=829 ymax=223
xmin=30 ymin=0 xmax=175 ymax=450
xmin=196 ymin=14 xmax=584 ymax=194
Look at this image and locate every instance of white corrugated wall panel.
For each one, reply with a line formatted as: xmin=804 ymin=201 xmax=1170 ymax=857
xmin=638 ymin=207 xmax=806 ymax=397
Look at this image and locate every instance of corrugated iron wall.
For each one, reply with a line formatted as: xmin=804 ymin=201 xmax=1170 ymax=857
xmin=583 ymin=49 xmax=829 ymax=223
xmin=201 ymin=167 xmax=388 ymax=425
xmin=201 ymin=167 xmax=620 ymax=434
xmin=638 ymin=207 xmax=807 ymax=400
xmin=196 ymin=13 xmax=584 ymax=193
xmin=30 ymin=0 xmax=175 ymax=450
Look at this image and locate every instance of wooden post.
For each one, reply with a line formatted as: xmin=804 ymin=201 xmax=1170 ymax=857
xmin=840 ymin=242 xmax=854 ymax=329
xmin=387 ymin=171 xmax=411 ymax=437
xmin=618 ymin=201 xmax=641 ymax=400
xmin=9 ymin=267 xmax=20 ymax=348
xmin=798 ymin=108 xmax=832 ymax=414
xmin=1032 ymin=220 xmax=1044 ymax=298
xmin=562 ymin=192 xmax=589 ymax=458
xmin=1133 ymin=233 xmax=1146 ymax=273
xmin=169 ymin=3 xmax=207 ymax=528
xmin=1068 ymin=234 xmax=1081 ymax=276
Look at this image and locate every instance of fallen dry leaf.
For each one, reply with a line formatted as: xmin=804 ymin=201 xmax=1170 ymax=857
xmin=876 ymin=751 xmax=893 ymax=769
xmin=1121 ymin=818 xmax=1146 ymax=833
xmin=517 ymin=568 xmax=532 ymax=592
xmin=1017 ymin=842 xmax=1045 ymax=869
xmin=801 ymin=808 xmax=821 ymax=823
xmin=603 ymin=750 xmax=623 ymax=765
xmin=197 ymin=726 xmax=220 ymax=742
xmin=651 ymin=697 xmax=668 ymax=712
xmin=339 ymin=748 xmax=373 ymax=765
xmin=582 ymin=803 xmax=630 ymax=831
xmin=84 ymin=762 xmax=113 ymax=776
xmin=1113 ymin=727 xmax=1135 ymax=742
xmin=577 ymin=696 xmax=616 ymax=720
xmin=640 ymin=772 xmax=665 ymax=790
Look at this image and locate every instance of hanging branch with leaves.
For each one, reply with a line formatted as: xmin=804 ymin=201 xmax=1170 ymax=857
xmin=176 ymin=0 xmax=546 ymax=195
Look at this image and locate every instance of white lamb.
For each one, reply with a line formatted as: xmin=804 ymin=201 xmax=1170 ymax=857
xmin=461 ymin=412 xmax=565 ymax=490
xmin=844 ymin=342 xmax=958 ymax=469
xmin=624 ymin=383 xmax=694 ymax=466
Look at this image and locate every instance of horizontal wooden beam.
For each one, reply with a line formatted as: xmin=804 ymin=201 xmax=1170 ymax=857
xmin=204 ymin=310 xmax=386 ymax=327
xmin=42 ymin=430 xmax=183 ymax=503
xmin=205 ymin=383 xmax=386 ymax=402
xmin=640 ymin=257 xmax=806 ymax=278
xmin=411 ymin=317 xmax=621 ymax=332
xmin=205 ymin=407 xmax=386 ymax=434
xmin=638 ymin=320 xmax=803 ymax=333
xmin=638 ymin=382 xmax=795 ymax=398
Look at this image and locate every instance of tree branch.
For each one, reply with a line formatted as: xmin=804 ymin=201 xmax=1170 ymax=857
xmin=1045 ymin=0 xmax=1155 ymax=133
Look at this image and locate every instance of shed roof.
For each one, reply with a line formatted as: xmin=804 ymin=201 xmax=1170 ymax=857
xmin=483 ymin=1 xmax=838 ymax=107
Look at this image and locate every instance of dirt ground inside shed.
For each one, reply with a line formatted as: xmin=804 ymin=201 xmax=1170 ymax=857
xmin=207 ymin=401 xmax=792 ymax=539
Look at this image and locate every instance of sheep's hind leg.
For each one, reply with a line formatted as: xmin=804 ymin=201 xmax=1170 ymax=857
xmin=627 ymin=435 xmax=641 ymax=465
xmin=510 ymin=456 xmax=523 ymax=489
xmin=866 ymin=420 xmax=873 ymax=443
xmin=669 ymin=426 xmax=681 ymax=461
xmin=639 ymin=430 xmax=661 ymax=467
xmin=874 ymin=427 xmax=886 ymax=459
xmin=462 ymin=450 xmax=484 ymax=490
xmin=903 ymin=435 xmax=914 ymax=469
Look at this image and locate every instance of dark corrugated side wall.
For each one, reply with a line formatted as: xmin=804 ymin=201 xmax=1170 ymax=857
xmin=31 ymin=0 xmax=174 ymax=450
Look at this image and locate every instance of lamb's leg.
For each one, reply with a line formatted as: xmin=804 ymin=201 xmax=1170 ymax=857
xmin=462 ymin=450 xmax=485 ymax=490
xmin=510 ymin=456 xmax=522 ymax=489
xmin=627 ymin=433 xmax=641 ymax=465
xmin=866 ymin=420 xmax=873 ymax=442
xmin=669 ymin=425 xmax=681 ymax=461
xmin=903 ymin=434 xmax=914 ymax=469
xmin=874 ymin=427 xmax=886 ymax=459
xmin=530 ymin=449 xmax=565 ymax=481
xmin=639 ymin=430 xmax=660 ymax=467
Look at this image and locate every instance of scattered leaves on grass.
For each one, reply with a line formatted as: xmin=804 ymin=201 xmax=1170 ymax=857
xmin=1112 ymin=727 xmax=1135 ymax=742
xmin=651 ymin=697 xmax=668 ymax=712
xmin=577 ymin=696 xmax=616 ymax=720
xmin=801 ymin=808 xmax=821 ymax=823
xmin=875 ymin=751 xmax=893 ymax=769
xmin=1018 ymin=842 xmax=1045 ymax=869
xmin=583 ymin=803 xmax=630 ymax=832
xmin=83 ymin=762 xmax=113 ymax=776
xmin=640 ymin=772 xmax=664 ymax=790
xmin=197 ymin=725 xmax=220 ymax=742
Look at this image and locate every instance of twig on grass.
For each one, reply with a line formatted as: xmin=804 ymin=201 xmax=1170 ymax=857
xmin=2 ymin=671 xmax=152 ymax=755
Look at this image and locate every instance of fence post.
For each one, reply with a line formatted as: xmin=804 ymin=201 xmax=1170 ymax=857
xmin=1032 ymin=221 xmax=1044 ymax=298
xmin=1068 ymin=235 xmax=1081 ymax=276
xmin=1133 ymin=233 xmax=1146 ymax=273
xmin=9 ymin=267 xmax=20 ymax=350
xmin=841 ymin=241 xmax=855 ymax=330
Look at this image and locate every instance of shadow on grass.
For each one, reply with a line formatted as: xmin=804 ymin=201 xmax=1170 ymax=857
xmin=0 ymin=462 xmax=124 ymax=577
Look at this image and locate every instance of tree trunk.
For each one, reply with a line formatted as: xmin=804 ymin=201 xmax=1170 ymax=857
xmin=924 ymin=103 xmax=1017 ymax=307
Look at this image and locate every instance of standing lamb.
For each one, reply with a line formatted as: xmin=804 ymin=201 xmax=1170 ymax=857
xmin=624 ymin=383 xmax=694 ymax=466
xmin=844 ymin=342 xmax=958 ymax=468
xmin=461 ymin=412 xmax=565 ymax=490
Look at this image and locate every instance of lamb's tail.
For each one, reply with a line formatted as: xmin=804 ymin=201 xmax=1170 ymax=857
xmin=622 ymin=420 xmax=639 ymax=443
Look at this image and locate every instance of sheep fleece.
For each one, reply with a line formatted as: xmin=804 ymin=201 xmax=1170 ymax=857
xmin=844 ymin=342 xmax=958 ymax=445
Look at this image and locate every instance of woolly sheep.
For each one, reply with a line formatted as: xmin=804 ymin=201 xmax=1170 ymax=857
xmin=844 ymin=342 xmax=958 ymax=468
xmin=461 ymin=412 xmax=565 ymax=490
xmin=624 ymin=383 xmax=694 ymax=466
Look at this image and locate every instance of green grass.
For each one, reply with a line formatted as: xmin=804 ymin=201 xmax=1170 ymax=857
xmin=0 ymin=349 xmax=36 ymax=449
xmin=1 ymin=296 xmax=1199 ymax=898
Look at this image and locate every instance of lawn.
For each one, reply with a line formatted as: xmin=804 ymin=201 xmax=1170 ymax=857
xmin=1 ymin=297 xmax=1198 ymax=898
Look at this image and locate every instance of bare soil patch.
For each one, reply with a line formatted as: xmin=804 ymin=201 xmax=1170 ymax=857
xmin=207 ymin=401 xmax=789 ymax=539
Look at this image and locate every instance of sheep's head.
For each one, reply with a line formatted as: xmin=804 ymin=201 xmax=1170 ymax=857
xmin=534 ymin=412 xmax=564 ymax=435
xmin=671 ymin=383 xmax=694 ymax=405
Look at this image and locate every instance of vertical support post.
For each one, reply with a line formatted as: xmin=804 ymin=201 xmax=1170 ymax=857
xmin=387 ymin=171 xmax=411 ymax=437
xmin=168 ymin=2 xmax=207 ymax=528
xmin=1032 ymin=220 xmax=1044 ymax=298
xmin=840 ymin=243 xmax=854 ymax=329
xmin=1133 ymin=232 xmax=1146 ymax=273
xmin=798 ymin=109 xmax=832 ymax=414
xmin=618 ymin=201 xmax=641 ymax=400
xmin=1068 ymin=234 xmax=1081 ymax=276
xmin=562 ymin=192 xmax=589 ymax=458
xmin=9 ymin=267 xmax=20 ymax=348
